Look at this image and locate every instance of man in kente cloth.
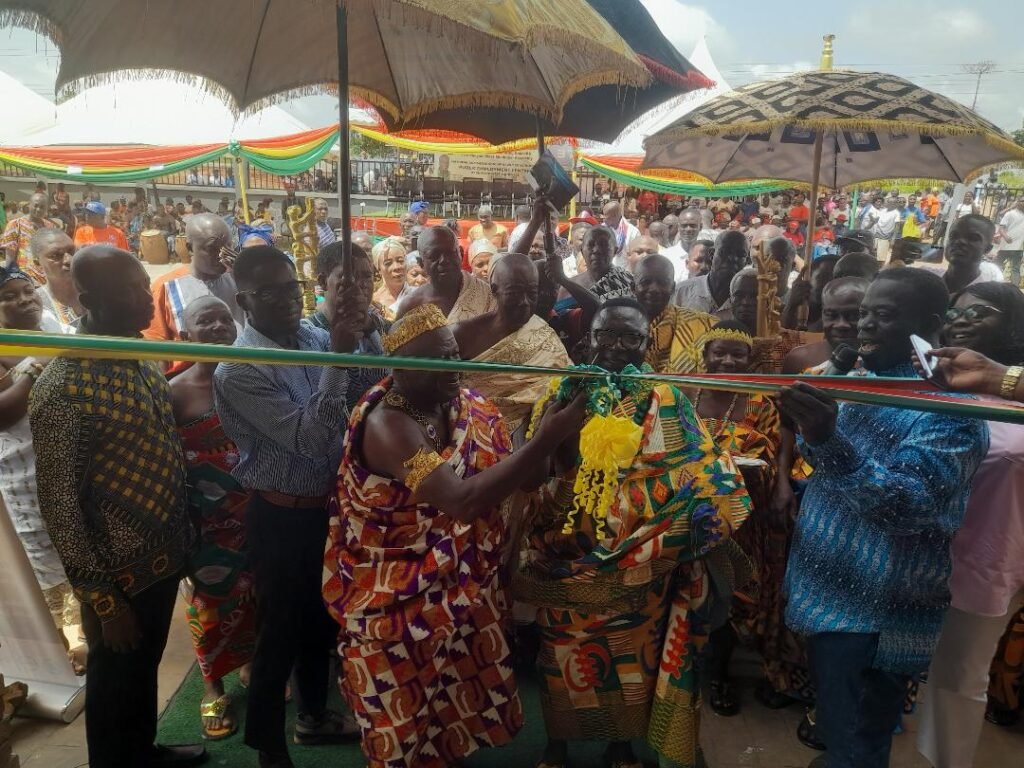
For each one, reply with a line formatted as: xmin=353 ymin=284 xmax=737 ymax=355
xmin=452 ymin=252 xmax=570 ymax=438
xmin=517 ymin=298 xmax=751 ymax=768
xmin=322 ymin=303 xmax=587 ymax=768
xmin=633 ymin=252 xmax=714 ymax=374
xmin=398 ymin=225 xmax=496 ymax=323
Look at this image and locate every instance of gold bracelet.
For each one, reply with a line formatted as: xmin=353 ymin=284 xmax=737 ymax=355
xmin=1000 ymin=365 xmax=1024 ymax=400
xmin=402 ymin=447 xmax=445 ymax=492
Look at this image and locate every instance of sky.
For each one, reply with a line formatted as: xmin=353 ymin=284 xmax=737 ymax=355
xmin=1 ymin=1 xmax=1022 ymax=133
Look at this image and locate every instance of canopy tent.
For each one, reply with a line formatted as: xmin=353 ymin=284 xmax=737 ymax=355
xmin=0 ymin=124 xmax=340 ymax=183
xmin=578 ymin=153 xmax=794 ymax=197
xmin=0 ymin=71 xmax=56 ymax=143
xmin=604 ymin=37 xmax=731 ymax=154
xmin=575 ymin=37 xmax=769 ymax=197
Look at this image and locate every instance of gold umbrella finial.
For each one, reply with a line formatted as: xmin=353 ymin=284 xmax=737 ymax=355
xmin=820 ymin=34 xmax=836 ymax=70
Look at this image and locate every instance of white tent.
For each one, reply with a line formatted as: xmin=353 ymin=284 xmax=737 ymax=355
xmin=0 ymin=71 xmax=57 ymax=144
xmin=17 ymin=78 xmax=312 ymax=146
xmin=593 ymin=37 xmax=732 ymax=155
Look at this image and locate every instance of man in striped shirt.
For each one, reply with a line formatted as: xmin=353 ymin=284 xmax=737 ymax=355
xmin=213 ymin=245 xmax=384 ymax=768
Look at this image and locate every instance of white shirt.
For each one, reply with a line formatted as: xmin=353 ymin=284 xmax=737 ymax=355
xmin=998 ymin=209 xmax=1024 ymax=251
xmin=870 ymin=209 xmax=901 ymax=240
xmin=661 ymin=242 xmax=687 ymax=282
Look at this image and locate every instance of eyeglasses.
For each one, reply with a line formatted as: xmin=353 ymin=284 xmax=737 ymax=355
xmin=239 ymin=280 xmax=308 ymax=303
xmin=592 ymin=329 xmax=647 ymax=350
xmin=945 ymin=304 xmax=1004 ymax=323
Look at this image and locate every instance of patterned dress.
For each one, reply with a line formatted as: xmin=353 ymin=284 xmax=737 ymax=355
xmin=517 ymin=384 xmax=750 ymax=768
xmin=989 ymin=608 xmax=1024 ymax=716
xmin=323 ymin=381 xmax=522 ymax=768
xmin=699 ymin=394 xmax=811 ymax=699
xmin=180 ymin=411 xmax=257 ymax=683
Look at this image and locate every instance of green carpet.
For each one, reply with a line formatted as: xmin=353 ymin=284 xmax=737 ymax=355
xmin=157 ymin=664 xmax=657 ymax=767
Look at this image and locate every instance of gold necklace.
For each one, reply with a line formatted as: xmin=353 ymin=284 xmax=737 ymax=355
xmin=384 ymin=390 xmax=443 ymax=452
xmin=694 ymin=389 xmax=740 ymax=438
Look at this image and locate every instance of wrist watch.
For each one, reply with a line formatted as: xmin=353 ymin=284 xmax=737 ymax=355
xmin=1000 ymin=365 xmax=1023 ymax=400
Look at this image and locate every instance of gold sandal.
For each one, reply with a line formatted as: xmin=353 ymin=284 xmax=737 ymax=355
xmin=200 ymin=694 xmax=237 ymax=740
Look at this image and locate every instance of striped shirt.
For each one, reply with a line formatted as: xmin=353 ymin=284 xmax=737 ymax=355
xmin=783 ymin=363 xmax=989 ymax=673
xmin=213 ymin=323 xmax=386 ymax=497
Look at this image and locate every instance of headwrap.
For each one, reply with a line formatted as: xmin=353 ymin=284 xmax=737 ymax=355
xmin=382 ymin=303 xmax=447 ymax=354
xmin=238 ymin=222 xmax=275 ymax=247
xmin=0 ymin=265 xmax=35 ymax=288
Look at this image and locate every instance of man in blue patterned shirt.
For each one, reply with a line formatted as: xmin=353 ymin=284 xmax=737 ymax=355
xmin=214 ymin=245 xmax=385 ymax=768
xmin=778 ymin=267 xmax=989 ymax=768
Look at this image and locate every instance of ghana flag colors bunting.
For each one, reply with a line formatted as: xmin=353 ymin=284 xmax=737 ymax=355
xmin=3 ymin=330 xmax=1024 ymax=425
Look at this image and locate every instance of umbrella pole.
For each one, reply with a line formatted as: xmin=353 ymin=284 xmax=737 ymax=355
xmin=337 ymin=1 xmax=352 ymax=268
xmin=537 ymin=119 xmax=554 ymax=254
xmin=804 ymin=131 xmax=823 ymax=267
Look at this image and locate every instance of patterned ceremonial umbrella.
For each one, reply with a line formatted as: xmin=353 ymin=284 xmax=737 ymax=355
xmin=641 ymin=68 xmax=1024 ymax=188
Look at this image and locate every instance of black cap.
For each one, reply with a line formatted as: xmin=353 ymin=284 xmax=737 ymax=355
xmin=837 ymin=229 xmax=875 ymax=252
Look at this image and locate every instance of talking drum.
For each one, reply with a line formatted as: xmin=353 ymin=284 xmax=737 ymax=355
xmin=175 ymin=234 xmax=190 ymax=264
xmin=140 ymin=229 xmax=169 ymax=264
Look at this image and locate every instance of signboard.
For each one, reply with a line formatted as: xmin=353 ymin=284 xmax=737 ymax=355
xmin=429 ymin=145 xmax=573 ymax=183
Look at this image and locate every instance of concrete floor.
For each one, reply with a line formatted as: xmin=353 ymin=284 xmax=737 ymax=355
xmin=8 ymin=595 xmax=1024 ymax=768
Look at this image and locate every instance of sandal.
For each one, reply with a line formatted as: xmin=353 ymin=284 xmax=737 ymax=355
xmin=200 ymin=694 xmax=238 ymax=740
xmin=753 ymin=680 xmax=795 ymax=710
xmin=797 ymin=708 xmax=827 ymax=751
xmin=709 ymin=679 xmax=739 ymax=717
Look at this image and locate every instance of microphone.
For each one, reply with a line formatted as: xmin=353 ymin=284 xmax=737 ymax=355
xmin=823 ymin=343 xmax=859 ymax=376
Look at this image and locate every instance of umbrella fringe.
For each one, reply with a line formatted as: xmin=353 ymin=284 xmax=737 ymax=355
xmin=655 ymin=118 xmax=1024 ymax=154
xmin=389 ymin=67 xmax=652 ymax=127
xmin=0 ymin=7 xmax=63 ymax=45
xmin=53 ymin=67 xmax=241 ymax=111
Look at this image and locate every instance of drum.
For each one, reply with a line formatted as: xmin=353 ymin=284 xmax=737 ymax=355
xmin=140 ymin=229 xmax=169 ymax=264
xmin=175 ymin=234 xmax=190 ymax=264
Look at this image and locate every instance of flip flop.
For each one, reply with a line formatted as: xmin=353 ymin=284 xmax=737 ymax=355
xmin=200 ymin=693 xmax=238 ymax=741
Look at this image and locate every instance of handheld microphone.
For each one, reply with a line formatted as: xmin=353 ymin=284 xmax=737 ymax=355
xmin=824 ymin=343 xmax=858 ymax=376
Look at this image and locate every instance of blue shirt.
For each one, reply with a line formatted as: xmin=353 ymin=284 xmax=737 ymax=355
xmin=213 ymin=323 xmax=386 ymax=497
xmin=783 ymin=363 xmax=989 ymax=674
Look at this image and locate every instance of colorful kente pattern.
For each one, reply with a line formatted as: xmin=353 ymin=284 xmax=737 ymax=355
xmin=180 ymin=411 xmax=256 ymax=683
xmin=517 ymin=384 xmax=750 ymax=768
xmin=323 ymin=380 xmax=521 ymax=768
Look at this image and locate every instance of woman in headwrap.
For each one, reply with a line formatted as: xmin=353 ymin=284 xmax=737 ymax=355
xmin=371 ymin=237 xmax=408 ymax=320
xmin=0 ymin=266 xmax=84 ymax=673
xmin=237 ymin=221 xmax=275 ymax=249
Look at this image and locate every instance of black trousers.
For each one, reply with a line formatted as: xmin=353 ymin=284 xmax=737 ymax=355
xmin=81 ymin=574 xmax=180 ymax=768
xmin=243 ymin=494 xmax=339 ymax=757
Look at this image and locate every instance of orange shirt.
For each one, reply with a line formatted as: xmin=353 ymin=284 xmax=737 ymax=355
xmin=788 ymin=204 xmax=810 ymax=222
xmin=74 ymin=224 xmax=129 ymax=250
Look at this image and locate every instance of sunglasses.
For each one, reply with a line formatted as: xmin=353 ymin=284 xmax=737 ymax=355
xmin=944 ymin=304 xmax=1004 ymax=323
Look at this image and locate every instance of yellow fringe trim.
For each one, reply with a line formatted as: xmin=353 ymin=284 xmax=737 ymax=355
xmin=653 ymin=118 xmax=1024 ymax=160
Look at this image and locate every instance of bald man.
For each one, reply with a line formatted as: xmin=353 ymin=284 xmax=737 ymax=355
xmin=398 ymin=226 xmax=496 ymax=323
xmin=602 ymin=200 xmax=641 ymax=266
xmin=2 ymin=191 xmax=61 ymax=280
xmin=145 ymin=212 xmax=244 ymax=346
xmin=30 ymin=246 xmax=204 ymax=768
xmin=452 ymin=253 xmax=570 ymax=435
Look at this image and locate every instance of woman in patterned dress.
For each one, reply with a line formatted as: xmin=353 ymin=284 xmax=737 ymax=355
xmin=169 ymin=296 xmax=257 ymax=740
xmin=690 ymin=321 xmax=803 ymax=716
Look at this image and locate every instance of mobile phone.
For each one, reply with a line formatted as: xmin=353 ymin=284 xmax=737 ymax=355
xmin=910 ymin=334 xmax=934 ymax=378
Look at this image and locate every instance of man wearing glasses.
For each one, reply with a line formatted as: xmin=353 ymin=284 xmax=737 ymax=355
xmin=213 ymin=245 xmax=386 ymax=768
xmin=521 ymin=298 xmax=750 ymax=768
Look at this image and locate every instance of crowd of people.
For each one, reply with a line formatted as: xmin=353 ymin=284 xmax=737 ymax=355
xmin=0 ymin=178 xmax=1023 ymax=768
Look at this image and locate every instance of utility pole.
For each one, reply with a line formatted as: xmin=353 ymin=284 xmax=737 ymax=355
xmin=962 ymin=60 xmax=996 ymax=110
